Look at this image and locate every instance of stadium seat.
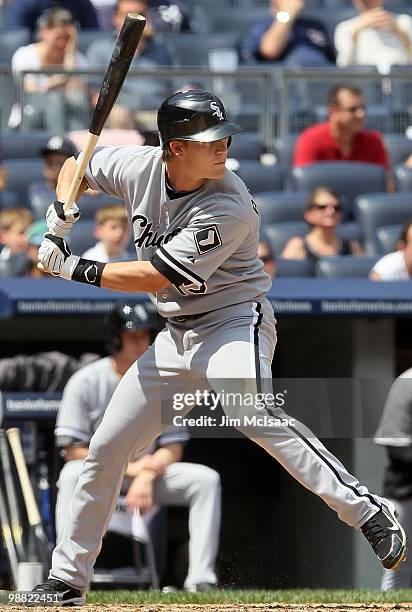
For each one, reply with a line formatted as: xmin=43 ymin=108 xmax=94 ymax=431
xmin=0 ymin=131 xmax=51 ymax=159
xmin=273 ymin=135 xmax=297 ymax=173
xmin=376 ymin=224 xmax=402 ymax=255
xmin=0 ymin=190 xmax=19 ymax=210
xmin=383 ymin=134 xmax=412 ymax=168
xmin=228 ymin=132 xmax=263 ymax=161
xmin=288 ymin=162 xmax=387 ymax=215
xmin=394 ymin=164 xmax=412 ymax=191
xmin=77 ymin=30 xmax=107 ymax=55
xmin=355 ymin=192 xmax=412 ymax=254
xmin=203 ymin=7 xmax=269 ymax=35
xmin=164 ymin=32 xmax=240 ymax=66
xmin=66 ymin=220 xmax=96 ymax=255
xmin=301 ymin=7 xmax=357 ymax=39
xmin=231 ymin=161 xmax=283 ymax=194
xmin=255 ymin=191 xmax=309 ymax=226
xmin=276 ymin=258 xmax=314 ymax=278
xmin=29 ymin=190 xmax=123 ymax=221
xmin=316 ymin=255 xmax=380 ymax=278
xmin=3 ymin=159 xmax=44 ymax=204
xmin=0 ymin=28 xmax=30 ymax=64
xmin=262 ymin=222 xmax=308 ymax=257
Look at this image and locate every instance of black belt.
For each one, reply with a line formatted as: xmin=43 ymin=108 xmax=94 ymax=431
xmin=169 ymin=311 xmax=212 ymax=324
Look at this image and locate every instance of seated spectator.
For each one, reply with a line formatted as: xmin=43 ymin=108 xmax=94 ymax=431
xmin=258 ymin=240 xmax=277 ymax=279
xmin=28 ymin=136 xmax=78 ymax=207
xmin=293 ymin=84 xmax=392 ymax=190
xmin=87 ymin=0 xmax=174 ymax=117
xmin=55 ymin=302 xmax=221 ymax=590
xmin=281 ymin=186 xmax=363 ymax=266
xmin=335 ymin=0 xmax=412 ymax=67
xmin=10 ymin=8 xmax=90 ymax=130
xmin=82 ymin=204 xmax=132 ymax=262
xmin=5 ymin=0 xmax=99 ymax=33
xmin=149 ymin=0 xmax=192 ymax=32
xmin=240 ymin=0 xmax=335 ymax=66
xmin=89 ymin=0 xmax=116 ymax=30
xmin=0 ymin=207 xmax=33 ymax=277
xmin=370 ymin=219 xmax=412 ymax=280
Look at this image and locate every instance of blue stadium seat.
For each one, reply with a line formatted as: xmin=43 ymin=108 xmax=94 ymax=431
xmin=77 ymin=30 xmax=107 ymax=55
xmin=301 ymin=7 xmax=357 ymax=38
xmin=228 ymin=132 xmax=263 ymax=161
xmin=0 ymin=131 xmax=51 ymax=159
xmin=316 ymin=255 xmax=380 ymax=278
xmin=355 ymin=192 xmax=412 ymax=254
xmin=0 ymin=28 xmax=30 ymax=64
xmin=383 ymin=134 xmax=412 ymax=168
xmin=376 ymin=224 xmax=402 ymax=255
xmin=255 ymin=191 xmax=309 ymax=226
xmin=3 ymin=159 xmax=43 ymax=204
xmin=0 ymin=190 xmax=19 ymax=210
xmin=276 ymin=258 xmax=314 ymax=278
xmin=66 ymin=220 xmax=96 ymax=255
xmin=232 ymin=161 xmax=283 ymax=194
xmin=164 ymin=32 xmax=240 ymax=66
xmin=29 ymin=190 xmax=123 ymax=221
xmin=394 ymin=164 xmax=412 ymax=191
xmin=203 ymin=7 xmax=269 ymax=35
xmin=288 ymin=162 xmax=387 ymax=215
xmin=262 ymin=222 xmax=308 ymax=257
xmin=273 ymin=135 xmax=297 ymax=174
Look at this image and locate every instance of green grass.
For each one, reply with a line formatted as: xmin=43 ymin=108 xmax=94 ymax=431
xmin=87 ymin=589 xmax=412 ymax=605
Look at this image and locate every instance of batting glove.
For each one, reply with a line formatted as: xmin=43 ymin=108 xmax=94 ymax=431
xmin=38 ymin=234 xmax=80 ymax=279
xmin=46 ymin=200 xmax=80 ymax=238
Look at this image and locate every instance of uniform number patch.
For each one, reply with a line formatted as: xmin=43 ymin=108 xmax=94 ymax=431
xmin=194 ymin=225 xmax=222 ymax=255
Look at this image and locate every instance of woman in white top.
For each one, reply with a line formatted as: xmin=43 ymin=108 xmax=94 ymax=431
xmin=10 ymin=7 xmax=89 ymax=129
xmin=334 ymin=0 xmax=412 ymax=68
xmin=370 ymin=220 xmax=412 ymax=280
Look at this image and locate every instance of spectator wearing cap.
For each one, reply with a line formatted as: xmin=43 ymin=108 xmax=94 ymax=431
xmin=240 ymin=0 xmax=335 ymax=66
xmin=148 ymin=0 xmax=192 ymax=32
xmin=28 ymin=136 xmax=78 ymax=213
xmin=5 ymin=0 xmax=98 ymax=33
xmin=10 ymin=8 xmax=90 ymax=130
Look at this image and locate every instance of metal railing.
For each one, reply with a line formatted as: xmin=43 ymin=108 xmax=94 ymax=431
xmin=1 ymin=65 xmax=412 ymax=146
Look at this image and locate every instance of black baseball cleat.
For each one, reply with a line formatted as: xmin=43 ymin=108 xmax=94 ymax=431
xmin=28 ymin=578 xmax=85 ymax=606
xmin=361 ymin=499 xmax=407 ymax=570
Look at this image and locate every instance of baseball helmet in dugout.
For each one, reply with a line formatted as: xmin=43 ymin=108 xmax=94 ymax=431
xmin=157 ymin=89 xmax=242 ymax=146
xmin=105 ymin=301 xmax=156 ymax=354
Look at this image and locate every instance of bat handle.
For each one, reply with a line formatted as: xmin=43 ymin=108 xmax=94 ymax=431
xmin=6 ymin=428 xmax=42 ymax=527
xmin=63 ymin=132 xmax=100 ymax=211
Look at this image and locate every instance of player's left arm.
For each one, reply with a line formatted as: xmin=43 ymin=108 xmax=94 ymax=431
xmin=37 ymin=233 xmax=170 ymax=292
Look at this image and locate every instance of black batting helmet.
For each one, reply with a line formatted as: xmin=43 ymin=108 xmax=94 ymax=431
xmin=157 ymin=89 xmax=242 ymax=146
xmin=105 ymin=301 xmax=154 ymax=354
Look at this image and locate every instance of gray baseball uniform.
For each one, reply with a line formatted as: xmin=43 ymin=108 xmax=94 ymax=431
xmin=50 ymin=145 xmax=381 ymax=590
xmin=55 ymin=357 xmax=221 ymax=588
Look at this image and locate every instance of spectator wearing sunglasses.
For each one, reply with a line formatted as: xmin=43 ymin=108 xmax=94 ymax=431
xmin=281 ymin=186 xmax=363 ymax=266
xmin=293 ymin=84 xmax=392 ymax=191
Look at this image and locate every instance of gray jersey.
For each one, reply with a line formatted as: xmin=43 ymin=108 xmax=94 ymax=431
xmin=84 ymin=145 xmax=271 ymax=317
xmin=55 ymin=356 xmax=189 ymax=457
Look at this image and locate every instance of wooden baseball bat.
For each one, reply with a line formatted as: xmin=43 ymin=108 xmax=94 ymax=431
xmin=0 ymin=473 xmax=19 ymax=587
xmin=38 ymin=12 xmax=146 ymax=271
xmin=0 ymin=430 xmax=26 ymax=563
xmin=63 ymin=12 xmax=146 ymax=211
xmin=6 ymin=428 xmax=51 ymax=572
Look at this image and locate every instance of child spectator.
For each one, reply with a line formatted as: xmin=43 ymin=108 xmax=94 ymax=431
xmin=29 ymin=136 xmax=78 ymax=206
xmin=281 ymin=186 xmax=363 ymax=267
xmin=26 ymin=219 xmax=48 ymax=278
xmin=82 ymin=205 xmax=132 ymax=262
xmin=370 ymin=219 xmax=412 ymax=280
xmin=0 ymin=208 xmax=33 ymax=277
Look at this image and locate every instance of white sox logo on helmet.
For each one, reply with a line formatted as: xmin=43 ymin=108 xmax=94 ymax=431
xmin=210 ymin=101 xmax=224 ymax=121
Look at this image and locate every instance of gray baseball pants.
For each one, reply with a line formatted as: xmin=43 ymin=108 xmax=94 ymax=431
xmin=55 ymin=459 xmax=220 ymax=588
xmin=50 ymin=299 xmax=381 ymax=591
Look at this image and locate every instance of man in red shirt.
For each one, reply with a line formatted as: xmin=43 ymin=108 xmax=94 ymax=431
xmin=293 ymin=84 xmax=392 ymax=190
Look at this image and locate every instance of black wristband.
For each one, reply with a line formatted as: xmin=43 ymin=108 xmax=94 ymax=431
xmin=71 ymin=258 xmax=106 ymax=286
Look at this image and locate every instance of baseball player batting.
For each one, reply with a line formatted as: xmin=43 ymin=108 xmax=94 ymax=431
xmin=33 ymin=90 xmax=405 ymax=606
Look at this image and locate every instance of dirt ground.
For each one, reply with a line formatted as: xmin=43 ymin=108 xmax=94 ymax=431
xmin=3 ymin=604 xmax=412 ymax=612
